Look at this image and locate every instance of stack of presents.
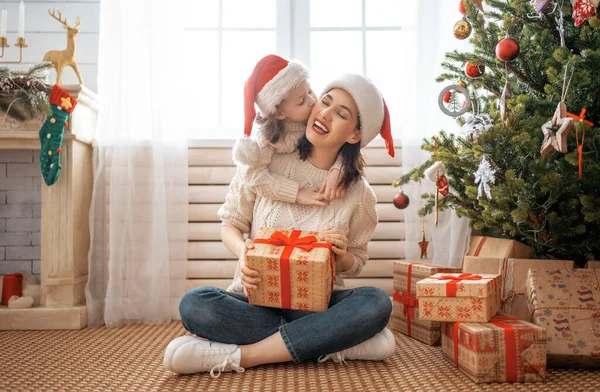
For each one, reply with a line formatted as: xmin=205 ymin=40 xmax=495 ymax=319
xmin=392 ymin=236 xmax=600 ymax=383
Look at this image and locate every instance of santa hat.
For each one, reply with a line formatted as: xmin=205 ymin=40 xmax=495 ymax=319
xmin=244 ymin=54 xmax=310 ymax=137
xmin=321 ymin=74 xmax=395 ymax=157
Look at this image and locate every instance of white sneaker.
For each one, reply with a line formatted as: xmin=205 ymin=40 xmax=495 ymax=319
xmin=318 ymin=328 xmax=396 ymax=364
xmin=164 ymin=335 xmax=245 ymax=377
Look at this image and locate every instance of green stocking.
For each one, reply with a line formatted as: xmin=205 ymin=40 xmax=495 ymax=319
xmin=38 ymin=85 xmax=77 ymax=186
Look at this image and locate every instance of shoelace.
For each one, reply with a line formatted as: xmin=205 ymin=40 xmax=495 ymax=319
xmin=209 ymin=354 xmax=245 ymax=378
xmin=317 ymin=352 xmax=348 ymax=365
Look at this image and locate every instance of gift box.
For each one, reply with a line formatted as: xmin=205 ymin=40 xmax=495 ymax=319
xmin=467 ymin=236 xmax=534 ymax=259
xmin=441 ymin=315 xmax=547 ymax=383
xmin=246 ymin=228 xmax=335 ymax=312
xmin=586 ymin=261 xmax=600 ymax=269
xmin=392 ymin=261 xmax=461 ymax=345
xmin=463 ymin=257 xmax=574 ymax=321
xmin=417 ymin=273 xmax=501 ymax=322
xmin=527 ymin=268 xmax=600 ymax=368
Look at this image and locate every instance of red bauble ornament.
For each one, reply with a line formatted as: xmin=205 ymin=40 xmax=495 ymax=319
xmin=56 ymin=147 xmax=62 ymax=153
xmin=443 ymin=91 xmax=452 ymax=103
xmin=459 ymin=0 xmax=467 ymax=14
xmin=465 ymin=62 xmax=485 ymax=79
xmin=495 ymin=37 xmax=520 ymax=62
xmin=393 ymin=191 xmax=410 ymax=210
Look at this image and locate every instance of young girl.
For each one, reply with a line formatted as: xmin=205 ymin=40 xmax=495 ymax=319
xmin=234 ymin=54 xmax=345 ymax=206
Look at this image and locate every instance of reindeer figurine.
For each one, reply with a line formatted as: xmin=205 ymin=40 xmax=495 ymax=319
xmin=43 ymin=9 xmax=84 ymax=85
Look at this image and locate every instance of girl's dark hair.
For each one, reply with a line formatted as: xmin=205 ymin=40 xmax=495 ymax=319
xmin=298 ymin=118 xmax=365 ymax=190
xmin=255 ymin=113 xmax=285 ymax=144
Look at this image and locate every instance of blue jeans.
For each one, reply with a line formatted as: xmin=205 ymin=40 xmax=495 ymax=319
xmin=179 ymin=286 xmax=392 ymax=364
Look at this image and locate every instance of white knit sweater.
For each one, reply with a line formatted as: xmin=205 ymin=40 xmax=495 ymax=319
xmin=232 ymin=121 xmax=343 ymax=203
xmin=219 ymin=150 xmax=378 ymax=294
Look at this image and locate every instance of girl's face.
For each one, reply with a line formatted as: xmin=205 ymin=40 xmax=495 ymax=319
xmin=305 ymin=88 xmax=361 ymax=150
xmin=275 ymin=80 xmax=317 ymax=122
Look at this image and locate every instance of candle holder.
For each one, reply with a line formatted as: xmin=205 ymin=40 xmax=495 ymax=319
xmin=0 ymin=36 xmax=27 ymax=64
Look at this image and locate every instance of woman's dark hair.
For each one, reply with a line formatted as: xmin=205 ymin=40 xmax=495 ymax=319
xmin=255 ymin=113 xmax=285 ymax=144
xmin=298 ymin=117 xmax=365 ymax=190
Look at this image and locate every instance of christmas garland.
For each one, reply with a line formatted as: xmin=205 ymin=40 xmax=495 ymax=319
xmin=0 ymin=62 xmax=53 ymax=122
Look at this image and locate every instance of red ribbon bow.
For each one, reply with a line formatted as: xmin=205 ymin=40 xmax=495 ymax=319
xmin=254 ymin=230 xmax=335 ymax=309
xmin=436 ymin=273 xmax=482 ymax=297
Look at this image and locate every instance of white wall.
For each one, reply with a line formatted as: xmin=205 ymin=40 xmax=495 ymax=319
xmin=2 ymin=0 xmax=100 ymax=92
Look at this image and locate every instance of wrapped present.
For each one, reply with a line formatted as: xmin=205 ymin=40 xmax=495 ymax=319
xmin=586 ymin=261 xmax=600 ymax=269
xmin=417 ymin=273 xmax=501 ymax=322
xmin=441 ymin=315 xmax=547 ymax=383
xmin=246 ymin=228 xmax=335 ymax=312
xmin=527 ymin=268 xmax=600 ymax=368
xmin=392 ymin=261 xmax=461 ymax=345
xmin=463 ymin=257 xmax=574 ymax=320
xmin=467 ymin=236 xmax=534 ymax=259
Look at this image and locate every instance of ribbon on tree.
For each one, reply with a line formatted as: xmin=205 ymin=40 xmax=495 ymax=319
xmin=393 ymin=262 xmax=420 ymax=336
xmin=451 ymin=315 xmax=521 ymax=381
xmin=254 ymin=230 xmax=335 ymax=309
xmin=435 ymin=273 xmax=482 ymax=297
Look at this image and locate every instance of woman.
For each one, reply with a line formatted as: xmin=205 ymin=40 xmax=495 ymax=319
xmin=164 ymin=74 xmax=396 ymax=377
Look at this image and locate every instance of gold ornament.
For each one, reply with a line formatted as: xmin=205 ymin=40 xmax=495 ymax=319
xmin=453 ymin=19 xmax=472 ymax=40
xmin=42 ymin=9 xmax=84 ymax=85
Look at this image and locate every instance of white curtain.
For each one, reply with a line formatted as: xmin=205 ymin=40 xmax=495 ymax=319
xmin=402 ymin=0 xmax=472 ymax=266
xmin=86 ymin=0 xmax=188 ymax=327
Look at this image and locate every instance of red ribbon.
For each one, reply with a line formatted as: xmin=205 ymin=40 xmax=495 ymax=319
xmin=254 ymin=230 xmax=334 ymax=309
xmin=566 ymin=108 xmax=594 ymax=127
xmin=392 ymin=263 xmax=420 ymax=336
xmin=472 ymin=237 xmax=487 ymax=256
xmin=452 ymin=315 xmax=521 ymax=381
xmin=435 ymin=273 xmax=482 ymax=297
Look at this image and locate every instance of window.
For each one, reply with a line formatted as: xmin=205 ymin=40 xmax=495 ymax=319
xmin=184 ymin=0 xmax=418 ymax=140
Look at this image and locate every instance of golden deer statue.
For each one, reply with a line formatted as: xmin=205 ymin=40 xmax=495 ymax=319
xmin=43 ymin=9 xmax=84 ymax=85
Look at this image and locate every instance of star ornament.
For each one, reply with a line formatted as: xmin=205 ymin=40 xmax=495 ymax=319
xmin=418 ymin=230 xmax=429 ymax=259
xmin=60 ymin=97 xmax=73 ymax=110
xmin=540 ymin=104 xmax=574 ymax=156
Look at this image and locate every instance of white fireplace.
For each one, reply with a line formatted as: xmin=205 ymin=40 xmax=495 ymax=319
xmin=0 ymin=85 xmax=97 ymax=330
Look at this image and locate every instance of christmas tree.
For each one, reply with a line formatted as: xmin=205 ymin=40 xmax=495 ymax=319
xmin=394 ymin=0 xmax=600 ymax=265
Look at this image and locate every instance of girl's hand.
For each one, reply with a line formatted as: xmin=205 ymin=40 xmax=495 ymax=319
xmin=296 ymin=188 xmax=327 ymax=207
xmin=319 ymin=226 xmax=348 ymax=259
xmin=240 ymin=239 xmax=261 ymax=297
xmin=319 ymin=168 xmax=345 ymax=201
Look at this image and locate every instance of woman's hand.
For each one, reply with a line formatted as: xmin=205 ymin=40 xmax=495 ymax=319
xmin=319 ymin=226 xmax=351 ymax=268
xmin=239 ymin=239 xmax=261 ymax=297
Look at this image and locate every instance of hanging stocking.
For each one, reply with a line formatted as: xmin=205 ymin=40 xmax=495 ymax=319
xmin=38 ymin=85 xmax=78 ymax=186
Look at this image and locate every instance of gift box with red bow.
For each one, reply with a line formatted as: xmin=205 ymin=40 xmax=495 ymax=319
xmin=392 ymin=261 xmax=461 ymax=345
xmin=416 ymin=273 xmax=501 ymax=322
xmin=441 ymin=315 xmax=547 ymax=383
xmin=527 ymin=267 xmax=600 ymax=368
xmin=246 ymin=228 xmax=335 ymax=312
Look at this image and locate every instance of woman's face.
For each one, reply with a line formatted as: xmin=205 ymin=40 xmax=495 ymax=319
xmin=305 ymin=88 xmax=361 ymax=150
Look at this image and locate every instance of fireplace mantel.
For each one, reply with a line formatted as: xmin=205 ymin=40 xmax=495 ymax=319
xmin=0 ymin=85 xmax=97 ymax=330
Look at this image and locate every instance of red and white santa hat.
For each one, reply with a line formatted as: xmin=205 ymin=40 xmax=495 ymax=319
xmin=321 ymin=74 xmax=395 ymax=157
xmin=244 ymin=54 xmax=310 ymax=137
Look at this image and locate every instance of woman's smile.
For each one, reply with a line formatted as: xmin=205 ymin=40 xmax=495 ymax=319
xmin=312 ymin=118 xmax=330 ymax=135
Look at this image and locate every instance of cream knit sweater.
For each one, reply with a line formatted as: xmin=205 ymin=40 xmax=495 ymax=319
xmin=232 ymin=121 xmax=343 ymax=204
xmin=219 ymin=148 xmax=378 ymax=294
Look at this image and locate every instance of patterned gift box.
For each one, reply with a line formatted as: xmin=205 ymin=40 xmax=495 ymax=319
xmin=441 ymin=315 xmax=547 ymax=383
xmin=392 ymin=261 xmax=461 ymax=345
xmin=526 ymin=268 xmax=600 ymax=368
xmin=463 ymin=257 xmax=574 ymax=321
xmin=467 ymin=236 xmax=534 ymax=259
xmin=246 ymin=228 xmax=335 ymax=312
xmin=417 ymin=273 xmax=501 ymax=322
